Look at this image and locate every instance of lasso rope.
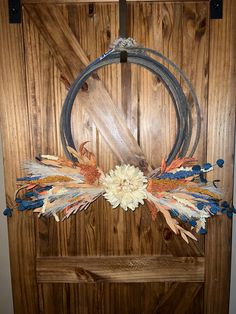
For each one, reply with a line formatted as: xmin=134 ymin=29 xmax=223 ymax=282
xmin=60 ymin=38 xmax=201 ymax=168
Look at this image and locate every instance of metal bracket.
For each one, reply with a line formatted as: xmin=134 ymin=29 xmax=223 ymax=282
xmin=119 ymin=0 xmax=127 ymax=38
xmin=210 ymin=0 xmax=223 ymax=19
xmin=8 ymin=0 xmax=22 ymax=24
xmin=120 ymin=50 xmax=128 ymax=63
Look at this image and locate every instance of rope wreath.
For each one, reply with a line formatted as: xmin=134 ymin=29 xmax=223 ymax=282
xmin=60 ymin=38 xmax=201 ymax=165
xmin=6 ymin=38 xmax=235 ymax=243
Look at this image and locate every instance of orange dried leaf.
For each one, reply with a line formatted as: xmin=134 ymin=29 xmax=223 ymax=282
xmin=59 ymin=153 xmax=78 ymax=166
xmin=180 ymin=230 xmax=189 ymax=243
xmin=26 ymin=184 xmax=37 ymax=190
xmin=165 ymin=157 xmax=197 ymax=173
xmin=147 ymin=179 xmax=183 ymax=194
xmin=79 ymin=142 xmax=97 ymax=166
xmin=78 ymin=164 xmax=101 ymax=184
xmin=160 ymin=158 xmax=167 ymax=173
xmin=176 ymin=225 xmax=197 ymax=242
xmin=157 ymin=204 xmax=178 ymax=234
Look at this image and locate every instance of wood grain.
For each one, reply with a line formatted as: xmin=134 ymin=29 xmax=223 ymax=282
xmin=66 ymin=3 xmax=120 ymax=173
xmin=155 ymin=282 xmax=202 ymax=314
xmin=1 ymin=0 xmax=235 ymax=313
xmin=182 ymin=3 xmax=209 ymax=163
xmin=182 ymin=2 xmax=209 ymax=256
xmin=0 ymin=1 xmax=39 ymax=313
xmin=37 ymin=256 xmax=205 ymax=283
xmin=36 ymin=200 xmax=167 ymax=257
xmin=38 ymin=282 xmax=171 ymax=314
xmin=161 ymin=3 xmax=181 ymax=165
xmin=24 ymin=3 xmax=151 ymax=173
xmin=128 ymin=3 xmax=205 ymax=258
xmin=205 ymin=0 xmax=236 ymax=313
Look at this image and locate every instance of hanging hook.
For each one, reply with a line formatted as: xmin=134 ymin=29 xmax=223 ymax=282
xmin=120 ymin=50 xmax=128 ymax=63
xmin=119 ymin=0 xmax=127 ymax=63
xmin=119 ymin=0 xmax=127 ymax=38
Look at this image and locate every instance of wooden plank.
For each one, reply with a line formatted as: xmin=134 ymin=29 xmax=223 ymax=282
xmin=205 ymin=1 xmax=236 ymax=312
xmin=0 ymin=1 xmax=39 ymax=313
xmin=38 ymin=282 xmax=170 ymax=314
xmin=39 ymin=283 xmax=105 ymax=314
xmin=186 ymin=286 xmax=204 ymax=314
xmin=155 ymin=282 xmax=202 ymax=314
xmin=24 ymin=3 xmax=151 ymax=173
xmin=37 ymin=256 xmax=205 ymax=283
xmin=129 ymin=2 xmax=204 ymax=258
xmin=131 ymin=3 xmax=165 ymax=169
xmin=23 ymin=1 xmax=126 ymax=259
xmin=182 ymin=3 xmax=209 ymax=163
xmin=182 ymin=2 xmax=209 ymax=256
xmin=127 ymin=3 xmax=170 ymax=257
xmin=22 ymin=9 xmax=65 ymax=159
xmin=65 ymin=3 xmax=121 ymax=173
xmin=161 ymin=3 xmax=181 ymax=165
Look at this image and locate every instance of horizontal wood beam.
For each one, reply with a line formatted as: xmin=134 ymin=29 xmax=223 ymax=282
xmin=23 ymin=0 xmax=209 ymax=3
xmin=37 ymin=256 xmax=205 ymax=283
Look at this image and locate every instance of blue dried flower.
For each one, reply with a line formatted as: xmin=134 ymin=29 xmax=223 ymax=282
xmin=17 ymin=176 xmax=41 ymax=181
xmin=18 ymin=199 xmax=44 ymax=211
xmin=18 ymin=203 xmax=27 ymax=211
xmin=203 ymin=163 xmax=212 ymax=170
xmin=221 ymin=201 xmax=229 ymax=208
xmin=189 ymin=219 xmax=197 ymax=227
xmin=220 ymin=202 xmax=236 ymax=218
xmin=24 ymin=191 xmax=35 ymax=198
xmin=192 ymin=165 xmax=201 ymax=172
xmin=209 ymin=204 xmax=219 ymax=215
xmin=3 ymin=207 xmax=12 ymax=217
xmin=199 ymin=172 xmax=207 ymax=183
xmin=216 ymin=159 xmax=224 ymax=168
xmin=180 ymin=215 xmax=188 ymax=223
xmin=221 ymin=208 xmax=228 ymax=214
xmin=170 ymin=209 xmax=179 ymax=218
xmin=199 ymin=227 xmax=207 ymax=235
xmin=197 ymin=203 xmax=205 ymax=210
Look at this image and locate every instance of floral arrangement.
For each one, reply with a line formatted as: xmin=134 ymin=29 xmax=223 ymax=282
xmin=6 ymin=142 xmax=235 ymax=243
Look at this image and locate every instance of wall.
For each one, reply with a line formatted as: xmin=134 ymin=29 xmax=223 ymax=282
xmin=0 ymin=136 xmax=14 ymax=314
xmin=230 ymin=134 xmax=236 ymax=314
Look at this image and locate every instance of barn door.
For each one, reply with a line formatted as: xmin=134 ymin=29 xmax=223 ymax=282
xmin=0 ymin=0 xmax=235 ymax=313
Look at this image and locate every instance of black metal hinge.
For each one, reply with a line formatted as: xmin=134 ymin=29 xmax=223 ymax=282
xmin=8 ymin=0 xmax=22 ymax=24
xmin=210 ymin=0 xmax=223 ymax=19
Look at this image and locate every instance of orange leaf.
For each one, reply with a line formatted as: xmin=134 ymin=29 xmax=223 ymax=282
xmin=26 ymin=184 xmax=37 ymax=190
xmin=165 ymin=157 xmax=196 ymax=172
xmin=79 ymin=142 xmax=97 ymax=166
xmin=160 ymin=158 xmax=167 ymax=173
xmin=147 ymin=179 xmax=182 ymax=194
xmin=78 ymin=164 xmax=101 ymax=184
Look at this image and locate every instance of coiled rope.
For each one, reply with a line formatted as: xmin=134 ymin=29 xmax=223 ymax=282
xmin=60 ymin=38 xmax=201 ymax=168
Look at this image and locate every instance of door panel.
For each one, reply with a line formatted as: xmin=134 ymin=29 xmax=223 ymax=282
xmin=0 ymin=0 xmax=235 ymax=313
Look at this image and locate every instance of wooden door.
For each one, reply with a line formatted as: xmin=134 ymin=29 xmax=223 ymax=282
xmin=0 ymin=0 xmax=235 ymax=313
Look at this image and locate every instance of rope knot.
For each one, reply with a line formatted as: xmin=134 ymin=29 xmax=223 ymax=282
xmin=111 ymin=37 xmax=139 ymax=50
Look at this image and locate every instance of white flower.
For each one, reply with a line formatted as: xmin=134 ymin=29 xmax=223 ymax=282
xmin=101 ymin=164 xmax=147 ymax=211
